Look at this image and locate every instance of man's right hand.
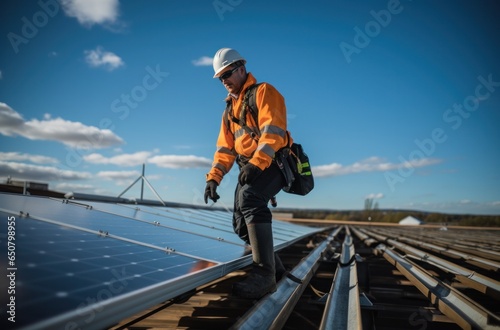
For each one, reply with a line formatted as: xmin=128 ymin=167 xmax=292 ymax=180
xmin=204 ymin=180 xmax=220 ymax=204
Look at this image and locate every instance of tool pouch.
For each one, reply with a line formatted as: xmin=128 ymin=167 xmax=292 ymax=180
xmin=281 ymin=143 xmax=314 ymax=196
xmin=275 ymin=147 xmax=295 ymax=190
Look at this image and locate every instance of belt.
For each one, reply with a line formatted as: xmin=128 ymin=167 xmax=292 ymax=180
xmin=236 ymin=155 xmax=251 ymax=168
xmin=237 ymin=147 xmax=290 ymax=169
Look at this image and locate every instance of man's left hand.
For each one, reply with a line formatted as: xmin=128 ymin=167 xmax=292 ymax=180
xmin=238 ymin=163 xmax=262 ymax=185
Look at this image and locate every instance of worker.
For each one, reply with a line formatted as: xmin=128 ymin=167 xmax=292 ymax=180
xmin=204 ymin=48 xmax=290 ymax=299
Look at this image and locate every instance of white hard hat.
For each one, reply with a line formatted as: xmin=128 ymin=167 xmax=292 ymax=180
xmin=212 ymin=48 xmax=246 ymax=78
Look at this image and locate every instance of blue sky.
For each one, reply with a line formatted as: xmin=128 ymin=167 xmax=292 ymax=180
xmin=1 ymin=0 xmax=499 ymax=215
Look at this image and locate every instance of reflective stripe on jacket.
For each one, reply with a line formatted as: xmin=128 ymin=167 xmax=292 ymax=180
xmin=206 ymin=73 xmax=292 ymax=184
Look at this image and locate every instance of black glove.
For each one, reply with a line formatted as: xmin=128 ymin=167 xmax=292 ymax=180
xmin=204 ymin=180 xmax=220 ymax=204
xmin=238 ymin=163 xmax=263 ymax=185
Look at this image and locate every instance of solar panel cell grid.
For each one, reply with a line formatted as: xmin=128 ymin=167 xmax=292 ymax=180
xmin=0 ymin=194 xmax=247 ymax=262
xmin=0 ymin=211 xmax=212 ymax=328
xmin=89 ymin=202 xmax=241 ymax=244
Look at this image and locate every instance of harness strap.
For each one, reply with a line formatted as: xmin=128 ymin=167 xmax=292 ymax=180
xmin=223 ymin=83 xmax=292 ymax=161
xmin=224 ymin=83 xmax=262 ymax=141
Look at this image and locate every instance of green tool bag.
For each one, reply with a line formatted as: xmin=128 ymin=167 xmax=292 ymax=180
xmin=281 ymin=143 xmax=314 ymax=196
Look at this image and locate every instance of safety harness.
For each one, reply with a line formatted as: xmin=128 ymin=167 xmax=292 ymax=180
xmin=223 ymin=83 xmax=263 ymax=141
xmin=223 ymin=82 xmax=314 ymax=196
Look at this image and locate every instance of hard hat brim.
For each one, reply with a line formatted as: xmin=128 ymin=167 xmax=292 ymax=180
xmin=213 ymin=59 xmax=246 ymax=78
xmin=213 ymin=65 xmax=231 ymax=78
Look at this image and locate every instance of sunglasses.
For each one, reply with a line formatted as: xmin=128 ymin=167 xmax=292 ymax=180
xmin=219 ymin=65 xmax=241 ymax=81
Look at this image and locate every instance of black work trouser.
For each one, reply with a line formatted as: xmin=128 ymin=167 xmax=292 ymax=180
xmin=233 ymin=161 xmax=285 ymax=245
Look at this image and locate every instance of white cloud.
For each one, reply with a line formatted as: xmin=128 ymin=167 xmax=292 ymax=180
xmin=55 ymin=182 xmax=94 ymax=192
xmin=84 ymin=151 xmax=152 ymax=166
xmin=84 ymin=47 xmax=124 ymax=71
xmin=0 ymin=152 xmax=58 ymax=165
xmin=96 ymin=170 xmax=161 ymax=181
xmin=313 ymin=156 xmax=442 ymax=178
xmin=192 ymin=56 xmax=213 ymax=66
xmin=97 ymin=170 xmax=140 ymax=180
xmin=0 ymin=103 xmax=124 ymax=149
xmin=0 ymin=161 xmax=91 ymax=182
xmin=148 ymin=155 xmax=212 ymax=169
xmin=95 ymin=170 xmax=162 ymax=187
xmin=366 ymin=193 xmax=384 ymax=199
xmin=61 ymin=0 xmax=120 ymax=26
xmin=0 ymin=103 xmax=24 ymax=128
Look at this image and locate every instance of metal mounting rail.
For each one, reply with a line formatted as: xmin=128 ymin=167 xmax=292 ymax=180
xmin=397 ymin=236 xmax=500 ymax=272
xmin=231 ymin=227 xmax=343 ymax=330
xmin=370 ymin=227 xmax=500 ymax=272
xmin=374 ymin=244 xmax=500 ymax=330
xmin=433 ymin=238 xmax=500 ymax=261
xmin=319 ymin=226 xmax=362 ymax=330
xmin=356 ymin=228 xmax=388 ymax=246
xmin=357 ymin=228 xmax=500 ymax=299
xmin=386 ymin=238 xmax=500 ymax=299
xmin=350 ymin=226 xmax=377 ymax=247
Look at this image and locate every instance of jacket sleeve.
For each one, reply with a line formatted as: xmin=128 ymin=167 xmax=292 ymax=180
xmin=249 ymin=83 xmax=289 ymax=170
xmin=206 ymin=113 xmax=237 ymax=184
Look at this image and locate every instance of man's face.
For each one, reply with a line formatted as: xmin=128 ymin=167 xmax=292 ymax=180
xmin=219 ymin=64 xmax=245 ymax=95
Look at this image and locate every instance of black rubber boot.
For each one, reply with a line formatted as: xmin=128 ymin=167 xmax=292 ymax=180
xmin=275 ymin=253 xmax=287 ymax=282
xmin=233 ymin=223 xmax=276 ymax=299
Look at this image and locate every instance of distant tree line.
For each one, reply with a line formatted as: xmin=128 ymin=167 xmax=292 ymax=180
xmin=281 ymin=208 xmax=500 ymax=227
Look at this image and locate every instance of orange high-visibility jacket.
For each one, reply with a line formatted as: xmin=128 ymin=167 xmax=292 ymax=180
xmin=206 ymin=73 xmax=292 ymax=184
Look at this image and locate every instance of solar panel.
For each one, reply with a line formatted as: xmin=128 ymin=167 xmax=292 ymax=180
xmin=0 ymin=210 xmax=213 ymax=329
xmin=84 ymin=202 xmax=245 ymax=245
xmin=0 ymin=193 xmax=321 ymax=329
xmin=0 ymin=194 xmax=246 ymax=262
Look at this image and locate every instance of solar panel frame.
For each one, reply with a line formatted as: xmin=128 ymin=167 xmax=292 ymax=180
xmin=0 ymin=193 xmax=323 ymax=329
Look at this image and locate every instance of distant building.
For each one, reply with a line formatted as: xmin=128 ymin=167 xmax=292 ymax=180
xmin=399 ymin=216 xmax=423 ymax=225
